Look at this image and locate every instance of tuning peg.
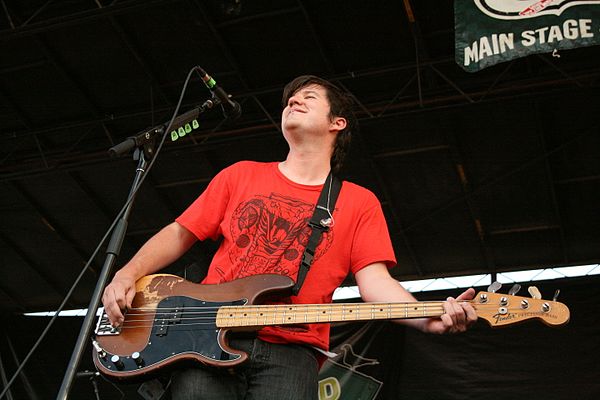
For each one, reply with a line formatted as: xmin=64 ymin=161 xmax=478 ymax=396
xmin=487 ymin=281 xmax=502 ymax=293
xmin=553 ymin=289 xmax=560 ymax=302
xmin=508 ymin=284 xmax=521 ymax=296
xmin=528 ymin=286 xmax=542 ymax=299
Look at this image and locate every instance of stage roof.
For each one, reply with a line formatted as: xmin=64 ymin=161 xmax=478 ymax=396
xmin=1 ymin=0 xmax=599 ymax=313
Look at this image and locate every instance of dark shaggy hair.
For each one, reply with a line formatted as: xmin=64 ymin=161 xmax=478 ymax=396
xmin=282 ymin=75 xmax=357 ymax=175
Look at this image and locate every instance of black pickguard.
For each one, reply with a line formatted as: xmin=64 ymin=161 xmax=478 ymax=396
xmin=95 ymin=296 xmax=246 ymax=374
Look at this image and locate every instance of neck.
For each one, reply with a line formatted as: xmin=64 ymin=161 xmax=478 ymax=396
xmin=279 ymin=150 xmax=331 ymax=185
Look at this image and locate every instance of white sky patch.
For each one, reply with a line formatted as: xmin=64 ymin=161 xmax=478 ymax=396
xmin=332 ymin=264 xmax=600 ymax=301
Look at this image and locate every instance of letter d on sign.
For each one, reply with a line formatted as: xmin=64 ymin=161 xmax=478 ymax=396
xmin=318 ymin=377 xmax=341 ymax=400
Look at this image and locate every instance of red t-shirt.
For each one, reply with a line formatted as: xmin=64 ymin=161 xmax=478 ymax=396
xmin=176 ymin=161 xmax=396 ymax=351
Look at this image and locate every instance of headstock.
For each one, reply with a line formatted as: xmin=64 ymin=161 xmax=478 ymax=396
xmin=473 ymin=284 xmax=570 ymax=327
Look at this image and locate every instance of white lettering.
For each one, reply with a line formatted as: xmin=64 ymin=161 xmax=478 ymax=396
xmin=563 ymin=20 xmax=579 ymax=40
xmin=521 ymin=30 xmax=536 ymax=46
xmin=547 ymin=25 xmax=564 ymax=43
xmin=521 ymin=19 xmax=594 ymax=47
xmin=491 ymin=34 xmax=499 ymax=54
xmin=498 ymin=33 xmax=514 ymax=53
xmin=534 ymin=26 xmax=549 ymax=44
xmin=580 ymin=19 xmax=594 ymax=38
xmin=479 ymin=36 xmax=493 ymax=59
xmin=464 ymin=42 xmax=479 ymax=66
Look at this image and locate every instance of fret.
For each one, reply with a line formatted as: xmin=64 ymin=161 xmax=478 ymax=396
xmin=304 ymin=304 xmax=308 ymax=323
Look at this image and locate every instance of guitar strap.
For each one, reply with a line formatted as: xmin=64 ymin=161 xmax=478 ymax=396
xmin=292 ymin=172 xmax=342 ymax=296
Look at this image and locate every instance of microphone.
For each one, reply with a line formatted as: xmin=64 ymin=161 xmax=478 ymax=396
xmin=196 ymin=67 xmax=242 ymax=120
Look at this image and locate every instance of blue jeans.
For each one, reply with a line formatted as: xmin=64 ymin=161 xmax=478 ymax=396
xmin=170 ymin=337 xmax=319 ymax=400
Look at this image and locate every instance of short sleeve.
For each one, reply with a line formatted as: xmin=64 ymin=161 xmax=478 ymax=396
xmin=175 ymin=166 xmax=232 ymax=241
xmin=349 ymin=198 xmax=396 ymax=274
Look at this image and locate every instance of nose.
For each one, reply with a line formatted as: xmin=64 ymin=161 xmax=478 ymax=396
xmin=287 ymin=93 xmax=302 ymax=108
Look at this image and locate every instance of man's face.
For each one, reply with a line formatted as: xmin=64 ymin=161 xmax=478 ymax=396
xmin=281 ymin=84 xmax=333 ymax=135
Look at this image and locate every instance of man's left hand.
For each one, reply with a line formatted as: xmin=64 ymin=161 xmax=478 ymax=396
xmin=421 ymin=288 xmax=478 ymax=334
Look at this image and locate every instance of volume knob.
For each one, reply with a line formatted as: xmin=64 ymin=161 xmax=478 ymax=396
xmin=110 ymin=355 xmax=124 ymax=370
xmin=131 ymin=351 xmax=145 ymax=368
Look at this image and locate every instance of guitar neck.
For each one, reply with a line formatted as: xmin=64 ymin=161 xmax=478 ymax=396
xmin=216 ymin=301 xmax=445 ymax=328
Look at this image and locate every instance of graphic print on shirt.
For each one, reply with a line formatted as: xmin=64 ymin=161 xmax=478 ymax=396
xmin=229 ymin=192 xmax=333 ymax=279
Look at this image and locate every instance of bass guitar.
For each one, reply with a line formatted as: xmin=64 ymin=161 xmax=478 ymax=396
xmin=92 ymin=273 xmax=570 ymax=380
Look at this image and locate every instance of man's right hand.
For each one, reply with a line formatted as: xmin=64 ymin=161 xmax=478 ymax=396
xmin=100 ymin=222 xmax=198 ymax=327
xmin=101 ymin=271 xmax=137 ymax=327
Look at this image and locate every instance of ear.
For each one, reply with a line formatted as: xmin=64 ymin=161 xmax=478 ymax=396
xmin=329 ymin=116 xmax=347 ymax=134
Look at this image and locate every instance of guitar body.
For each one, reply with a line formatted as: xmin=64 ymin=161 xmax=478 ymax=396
xmin=93 ymin=273 xmax=295 ymax=380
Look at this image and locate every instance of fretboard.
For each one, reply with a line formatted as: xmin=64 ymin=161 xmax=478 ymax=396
xmin=216 ymin=302 xmax=445 ymax=328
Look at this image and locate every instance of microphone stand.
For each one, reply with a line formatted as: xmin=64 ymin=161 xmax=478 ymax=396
xmin=56 ymin=98 xmax=218 ymax=399
xmin=56 ymin=147 xmax=149 ymax=400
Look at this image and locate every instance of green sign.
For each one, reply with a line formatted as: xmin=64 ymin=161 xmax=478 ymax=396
xmin=455 ymin=0 xmax=600 ymax=72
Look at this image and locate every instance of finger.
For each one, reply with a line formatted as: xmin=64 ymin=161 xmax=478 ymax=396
xmin=461 ymin=302 xmax=478 ymax=325
xmin=443 ymin=298 xmax=459 ymax=331
xmin=105 ymin=288 xmax=124 ymax=326
xmin=456 ymin=287 xmax=476 ymax=301
xmin=440 ymin=313 xmax=454 ymax=333
xmin=449 ymin=298 xmax=466 ymax=331
xmin=114 ymin=286 xmax=129 ymax=311
xmin=126 ymin=287 xmax=136 ymax=310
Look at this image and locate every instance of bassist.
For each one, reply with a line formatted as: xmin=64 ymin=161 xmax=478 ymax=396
xmin=101 ymin=75 xmax=477 ymax=399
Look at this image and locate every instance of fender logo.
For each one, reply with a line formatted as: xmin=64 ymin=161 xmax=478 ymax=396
xmin=493 ymin=313 xmax=517 ymax=324
xmin=493 ymin=311 xmax=558 ymax=324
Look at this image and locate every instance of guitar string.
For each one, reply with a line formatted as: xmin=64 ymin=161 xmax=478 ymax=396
xmin=113 ymin=310 xmax=448 ymax=329
xmin=110 ymin=307 xmax=552 ymax=330
xmin=98 ymin=304 xmax=552 ymax=330
xmin=118 ymin=303 xmax=457 ymax=318
xmin=108 ymin=303 xmax=550 ymax=323
xmin=118 ymin=306 xmax=448 ymax=321
xmin=117 ymin=300 xmax=545 ymax=315
xmin=118 ymin=299 xmax=502 ymax=313
xmin=105 ymin=303 xmax=449 ymax=329
xmin=115 ymin=304 xmax=449 ymax=322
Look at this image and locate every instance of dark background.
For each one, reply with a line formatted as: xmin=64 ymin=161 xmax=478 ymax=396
xmin=0 ymin=1 xmax=598 ymax=398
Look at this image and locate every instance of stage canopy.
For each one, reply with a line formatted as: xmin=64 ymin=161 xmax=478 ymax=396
xmin=0 ymin=0 xmax=598 ymax=313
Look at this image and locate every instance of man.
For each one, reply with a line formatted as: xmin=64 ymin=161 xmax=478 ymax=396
xmin=102 ymin=75 xmax=477 ymax=399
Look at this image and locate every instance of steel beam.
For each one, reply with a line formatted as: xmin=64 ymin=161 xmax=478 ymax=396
xmin=10 ymin=181 xmax=99 ymax=276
